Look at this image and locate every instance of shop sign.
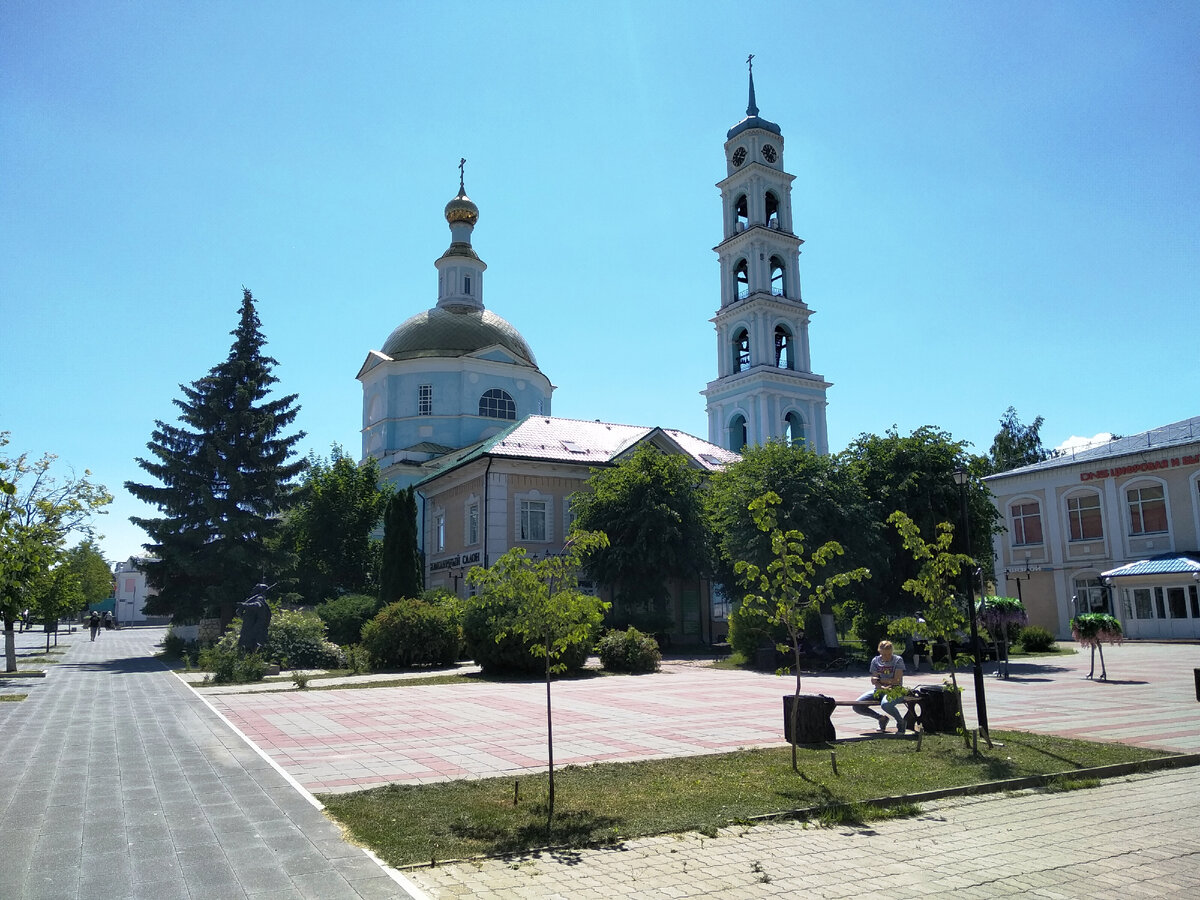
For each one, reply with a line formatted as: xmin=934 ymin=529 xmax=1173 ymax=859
xmin=430 ymin=550 xmax=481 ymax=572
xmin=1080 ymin=454 xmax=1199 ymax=482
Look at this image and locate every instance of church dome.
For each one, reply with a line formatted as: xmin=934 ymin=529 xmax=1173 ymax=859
xmin=444 ymin=189 xmax=479 ymax=226
xmin=381 ymin=306 xmax=537 ymax=365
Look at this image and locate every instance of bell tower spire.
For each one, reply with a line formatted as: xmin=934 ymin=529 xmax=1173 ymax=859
xmin=702 ymin=61 xmax=831 ymax=454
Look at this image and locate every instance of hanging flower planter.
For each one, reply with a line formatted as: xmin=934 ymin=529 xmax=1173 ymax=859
xmin=1070 ymin=613 xmax=1123 ymax=681
xmin=978 ymin=596 xmax=1027 ymax=679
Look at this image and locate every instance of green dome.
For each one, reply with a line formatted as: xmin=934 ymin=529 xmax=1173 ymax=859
xmin=381 ymin=307 xmax=537 ymax=365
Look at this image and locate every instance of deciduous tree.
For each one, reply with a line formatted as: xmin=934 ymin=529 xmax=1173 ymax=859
xmin=126 ymin=289 xmax=305 ymax=625
xmin=988 ymin=406 xmax=1055 ymax=473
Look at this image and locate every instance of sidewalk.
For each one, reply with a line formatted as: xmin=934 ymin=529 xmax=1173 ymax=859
xmin=0 ymin=626 xmax=413 ymax=900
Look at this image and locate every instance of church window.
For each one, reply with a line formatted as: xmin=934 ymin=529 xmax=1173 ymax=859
xmin=769 ymin=257 xmax=786 ymax=297
xmin=734 ymin=194 xmax=748 ymax=232
xmin=734 ymin=259 xmax=749 ymax=300
xmin=728 ymin=414 xmax=747 ymax=452
xmin=1010 ymin=501 xmax=1043 ymax=546
xmin=520 ymin=499 xmax=547 ymax=542
xmin=418 ymin=384 xmax=432 ymax=415
xmin=463 ymin=274 xmax=472 ymax=294
xmin=765 ymin=192 xmax=780 ymax=229
xmin=784 ymin=412 xmax=806 ymax=447
xmin=774 ymin=325 xmax=793 ymax=369
xmin=479 ymin=388 xmax=516 ymax=420
xmin=732 ymin=329 xmax=750 ymax=372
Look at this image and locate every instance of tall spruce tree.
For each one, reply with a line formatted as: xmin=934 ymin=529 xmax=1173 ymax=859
xmin=127 ymin=289 xmax=305 ymax=625
xmin=378 ymin=486 xmax=422 ymax=603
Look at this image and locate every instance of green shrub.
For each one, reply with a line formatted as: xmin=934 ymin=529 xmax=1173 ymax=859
xmin=361 ymin=598 xmax=461 ymax=669
xmin=264 ymin=609 xmax=345 ymax=669
xmin=463 ymin=592 xmax=592 ymax=675
xmin=1019 ymin=625 xmax=1056 ymax=653
xmin=316 ymin=593 xmax=382 ymax=646
xmin=597 ymin=627 xmax=661 ymax=673
xmin=197 ymin=645 xmax=267 ymax=684
xmin=728 ymin=601 xmax=785 ymax=659
xmin=160 ymin=632 xmax=193 ymax=660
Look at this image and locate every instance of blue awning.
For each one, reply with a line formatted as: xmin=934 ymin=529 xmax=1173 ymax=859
xmin=1101 ymin=554 xmax=1200 ymax=579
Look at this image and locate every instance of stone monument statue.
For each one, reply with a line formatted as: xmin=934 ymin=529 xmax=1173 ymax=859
xmin=237 ymin=583 xmax=272 ymax=652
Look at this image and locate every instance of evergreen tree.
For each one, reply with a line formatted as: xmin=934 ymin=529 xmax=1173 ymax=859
xmin=988 ymin=406 xmax=1055 ymax=473
xmin=379 ymin=486 xmax=422 ymax=603
xmin=127 ymin=289 xmax=305 ymax=625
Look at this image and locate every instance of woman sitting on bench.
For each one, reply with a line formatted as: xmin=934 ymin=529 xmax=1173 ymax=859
xmin=855 ymin=640 xmax=906 ymax=734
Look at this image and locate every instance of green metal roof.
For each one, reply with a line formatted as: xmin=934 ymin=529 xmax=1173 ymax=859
xmin=381 ymin=307 xmax=537 ymax=365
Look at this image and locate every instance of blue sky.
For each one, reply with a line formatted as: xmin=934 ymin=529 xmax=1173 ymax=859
xmin=3 ymin=1 xmax=1197 ymax=564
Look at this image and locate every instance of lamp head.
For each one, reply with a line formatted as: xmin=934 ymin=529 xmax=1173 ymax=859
xmin=952 ymin=467 xmax=969 ymax=487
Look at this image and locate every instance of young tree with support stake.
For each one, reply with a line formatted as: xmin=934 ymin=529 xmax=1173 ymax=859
xmin=466 ymin=531 xmax=609 ymax=834
xmin=886 ymin=511 xmax=975 ymax=748
xmin=736 ymin=492 xmax=869 ymax=771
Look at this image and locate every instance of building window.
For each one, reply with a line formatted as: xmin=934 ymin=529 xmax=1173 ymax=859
xmin=520 ymin=499 xmax=547 ymax=542
xmin=765 ymin=191 xmax=780 ymax=229
xmin=1073 ymin=576 xmax=1109 ymax=614
xmin=728 ymin=414 xmax=747 ymax=452
xmin=769 ymin=257 xmax=785 ymax=297
xmin=734 ymin=259 xmax=749 ymax=300
xmin=784 ymin=411 xmax=806 ymax=447
xmin=1127 ymin=484 xmax=1167 ymax=535
xmin=1010 ymin=501 xmax=1043 ymax=546
xmin=1066 ymin=493 xmax=1103 ymax=541
xmin=418 ymin=384 xmax=432 ymax=416
xmin=479 ymin=388 xmax=516 ymax=420
xmin=463 ymin=274 xmax=472 ymax=295
xmin=563 ymin=495 xmax=576 ymax=536
xmin=467 ymin=503 xmax=479 ymax=546
xmin=733 ymin=329 xmax=750 ymax=372
xmin=434 ymin=512 xmax=445 ymax=552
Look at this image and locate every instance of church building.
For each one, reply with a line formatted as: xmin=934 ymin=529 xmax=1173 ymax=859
xmin=358 ymin=66 xmax=832 ymax=642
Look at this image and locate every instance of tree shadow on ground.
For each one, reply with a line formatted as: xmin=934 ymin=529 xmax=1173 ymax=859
xmin=59 ymin=656 xmax=169 ymax=675
xmin=450 ymin=806 xmax=621 ymax=859
xmin=1087 ymin=679 xmax=1149 ymax=686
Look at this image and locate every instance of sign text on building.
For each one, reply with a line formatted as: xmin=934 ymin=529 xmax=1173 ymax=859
xmin=430 ymin=550 xmax=481 ymax=572
xmin=1080 ymin=454 xmax=1200 ymax=482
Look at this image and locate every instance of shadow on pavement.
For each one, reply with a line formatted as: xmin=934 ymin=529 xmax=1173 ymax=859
xmin=60 ymin=656 xmax=170 ymax=675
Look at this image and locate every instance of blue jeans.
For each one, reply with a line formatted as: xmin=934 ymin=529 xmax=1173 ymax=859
xmin=856 ymin=689 xmax=905 ymax=731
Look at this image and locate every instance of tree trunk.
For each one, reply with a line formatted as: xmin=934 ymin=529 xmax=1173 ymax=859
xmin=944 ymin=638 xmax=971 ymax=749
xmin=820 ymin=611 xmax=839 ymax=649
xmin=4 ymin=620 xmax=15 ymax=673
xmin=791 ymin=643 xmax=803 ymax=771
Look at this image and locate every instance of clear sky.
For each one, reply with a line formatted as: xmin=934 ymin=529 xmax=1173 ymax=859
xmin=3 ymin=1 xmax=1197 ymax=565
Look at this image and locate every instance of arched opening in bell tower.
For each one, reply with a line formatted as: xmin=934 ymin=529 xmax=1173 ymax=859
xmin=728 ymin=414 xmax=748 ymax=452
xmin=734 ymin=259 xmax=749 ymax=301
xmin=734 ymin=194 xmax=749 ymax=232
xmin=774 ymin=325 xmax=793 ymax=369
xmin=765 ymin=191 xmax=780 ymax=229
xmin=784 ymin=411 xmax=807 ymax=447
xmin=732 ymin=328 xmax=751 ymax=372
xmin=769 ymin=257 xmax=786 ymax=297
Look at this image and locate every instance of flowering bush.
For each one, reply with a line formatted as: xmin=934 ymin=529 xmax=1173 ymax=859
xmin=1071 ymin=613 xmax=1123 ymax=645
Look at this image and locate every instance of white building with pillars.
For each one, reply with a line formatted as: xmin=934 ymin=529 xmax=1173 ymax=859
xmin=985 ymin=416 xmax=1200 ymax=640
xmin=703 ymin=62 xmax=831 ymax=454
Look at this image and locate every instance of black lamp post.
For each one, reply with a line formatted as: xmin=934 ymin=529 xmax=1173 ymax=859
xmin=952 ymin=466 xmax=989 ymax=735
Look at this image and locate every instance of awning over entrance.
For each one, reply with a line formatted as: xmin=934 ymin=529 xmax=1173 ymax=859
xmin=1101 ymin=553 xmax=1200 ymax=580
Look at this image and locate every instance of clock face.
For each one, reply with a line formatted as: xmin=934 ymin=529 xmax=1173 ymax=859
xmin=761 ymin=144 xmax=778 ymax=163
xmin=732 ymin=146 xmax=747 ymax=167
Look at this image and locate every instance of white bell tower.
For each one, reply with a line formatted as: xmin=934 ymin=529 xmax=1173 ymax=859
xmin=702 ymin=58 xmax=830 ymax=454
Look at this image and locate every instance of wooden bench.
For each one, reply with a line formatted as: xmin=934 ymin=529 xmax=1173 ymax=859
xmin=831 ymin=697 xmax=922 ymax=733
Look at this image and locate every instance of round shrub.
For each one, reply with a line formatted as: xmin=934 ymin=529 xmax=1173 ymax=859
xmin=462 ymin=594 xmax=591 ymax=675
xmin=264 ymin=609 xmax=345 ymax=669
xmin=727 ymin=600 xmax=784 ymax=660
xmin=597 ymin=627 xmax=661 ymax=673
xmin=316 ymin=593 xmax=382 ymax=646
xmin=1018 ymin=624 xmax=1056 ymax=653
xmin=361 ymin=598 xmax=461 ymax=670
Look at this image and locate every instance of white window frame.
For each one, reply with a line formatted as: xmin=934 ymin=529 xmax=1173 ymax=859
xmin=434 ymin=510 xmax=446 ymax=552
xmin=465 ymin=497 xmax=480 ymax=547
xmin=515 ymin=491 xmax=551 ymax=544
xmin=418 ymin=384 xmax=432 ymax=416
xmin=1125 ymin=480 xmax=1168 ymax=536
xmin=1009 ymin=499 xmax=1043 ymax=547
xmin=1065 ymin=491 xmax=1104 ymax=542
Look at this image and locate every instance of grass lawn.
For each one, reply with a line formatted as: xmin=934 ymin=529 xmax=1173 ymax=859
xmin=320 ymin=731 xmax=1168 ymax=868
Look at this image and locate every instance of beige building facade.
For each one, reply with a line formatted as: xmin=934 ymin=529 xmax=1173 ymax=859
xmin=416 ymin=416 xmax=738 ymax=645
xmin=985 ymin=416 xmax=1200 ymax=640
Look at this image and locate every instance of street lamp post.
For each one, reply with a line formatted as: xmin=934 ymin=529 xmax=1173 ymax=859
xmin=953 ymin=466 xmax=989 ymax=736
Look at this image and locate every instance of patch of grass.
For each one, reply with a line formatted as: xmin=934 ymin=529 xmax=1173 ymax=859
xmin=1042 ymin=776 xmax=1101 ymax=793
xmin=13 ymin=656 xmax=62 ymax=665
xmin=712 ymin=651 xmax=750 ymax=670
xmin=1006 ymin=646 xmax=1077 ymax=658
xmin=320 ymin=730 xmax=1167 ymax=867
xmin=0 ymin=694 xmax=28 ymax=701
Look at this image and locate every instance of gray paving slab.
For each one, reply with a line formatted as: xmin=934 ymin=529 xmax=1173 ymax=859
xmin=0 ymin=626 xmax=419 ymax=899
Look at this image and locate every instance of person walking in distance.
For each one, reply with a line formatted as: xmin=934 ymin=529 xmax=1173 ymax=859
xmin=853 ymin=640 xmax=906 ymax=733
xmin=89 ymin=610 xmax=101 ymax=641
